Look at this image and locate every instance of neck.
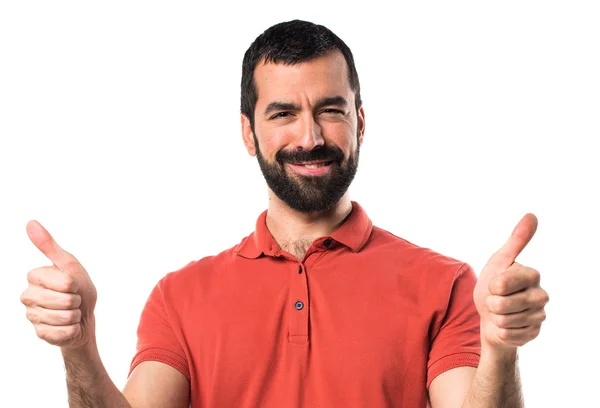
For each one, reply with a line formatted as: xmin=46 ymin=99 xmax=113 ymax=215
xmin=265 ymin=190 xmax=353 ymax=259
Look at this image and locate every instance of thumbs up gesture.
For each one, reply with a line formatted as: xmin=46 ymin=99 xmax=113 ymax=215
xmin=473 ymin=214 xmax=550 ymax=353
xmin=20 ymin=221 xmax=98 ymax=350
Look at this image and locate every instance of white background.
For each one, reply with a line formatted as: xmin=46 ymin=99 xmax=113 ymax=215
xmin=1 ymin=1 xmax=598 ymax=407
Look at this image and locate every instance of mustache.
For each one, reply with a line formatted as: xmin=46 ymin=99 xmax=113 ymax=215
xmin=275 ymin=145 xmax=345 ymax=165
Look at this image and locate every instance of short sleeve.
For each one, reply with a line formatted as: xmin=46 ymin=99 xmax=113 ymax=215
xmin=128 ymin=278 xmax=190 ymax=381
xmin=426 ymin=263 xmax=481 ymax=388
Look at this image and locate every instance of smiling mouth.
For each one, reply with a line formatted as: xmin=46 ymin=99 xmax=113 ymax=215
xmin=285 ymin=160 xmax=336 ymax=176
xmin=293 ymin=161 xmax=334 ymax=168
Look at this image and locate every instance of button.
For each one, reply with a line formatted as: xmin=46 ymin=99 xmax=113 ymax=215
xmin=294 ymin=301 xmax=304 ymax=310
xmin=323 ymin=238 xmax=333 ymax=248
xmin=298 ymin=265 xmax=303 ymax=274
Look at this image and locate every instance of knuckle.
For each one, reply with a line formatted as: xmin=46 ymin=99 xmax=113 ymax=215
xmin=20 ymin=290 xmax=31 ymax=306
xmin=492 ymin=314 xmax=507 ymax=328
xmin=25 ymin=308 xmax=38 ymax=323
xmin=26 ymin=268 xmax=40 ymax=284
xmin=53 ymin=311 xmax=70 ymax=325
xmin=488 ymin=296 xmax=508 ymax=313
xmin=495 ymin=297 xmax=509 ymax=312
xmin=493 ymin=277 xmax=508 ymax=294
xmin=530 ymin=325 xmax=542 ymax=339
xmin=34 ymin=324 xmax=47 ymax=340
xmin=20 ymin=289 xmax=38 ymax=307
xmin=56 ymin=326 xmax=74 ymax=340
xmin=63 ymin=294 xmax=80 ymax=309
xmin=498 ymin=328 xmax=511 ymax=341
xmin=63 ymin=296 xmax=75 ymax=309
xmin=540 ymin=291 xmax=550 ymax=305
xmin=534 ymin=310 xmax=547 ymax=323
xmin=60 ymin=274 xmax=77 ymax=293
xmin=73 ymin=309 xmax=82 ymax=323
xmin=530 ymin=268 xmax=541 ymax=282
xmin=62 ymin=325 xmax=80 ymax=342
xmin=45 ymin=331 xmax=62 ymax=343
xmin=57 ymin=310 xmax=80 ymax=325
xmin=37 ymin=325 xmax=77 ymax=344
xmin=531 ymin=290 xmax=549 ymax=305
xmin=485 ymin=296 xmax=496 ymax=312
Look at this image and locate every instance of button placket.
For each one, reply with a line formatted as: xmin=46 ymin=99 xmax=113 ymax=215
xmin=289 ymin=262 xmax=309 ymax=344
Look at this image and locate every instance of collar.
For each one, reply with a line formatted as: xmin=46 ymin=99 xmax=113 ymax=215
xmin=234 ymin=201 xmax=373 ymax=259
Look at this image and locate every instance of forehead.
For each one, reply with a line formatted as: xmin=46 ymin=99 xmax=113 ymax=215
xmin=253 ymin=51 xmax=353 ymax=107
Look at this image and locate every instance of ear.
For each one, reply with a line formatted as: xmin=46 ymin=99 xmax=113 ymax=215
xmin=357 ymin=105 xmax=365 ymax=145
xmin=241 ymin=113 xmax=257 ymax=156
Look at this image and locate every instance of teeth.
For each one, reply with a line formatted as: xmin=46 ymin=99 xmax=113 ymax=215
xmin=302 ymin=162 xmax=328 ymax=168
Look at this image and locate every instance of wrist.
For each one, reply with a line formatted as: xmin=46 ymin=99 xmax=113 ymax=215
xmin=61 ymin=333 xmax=108 ymax=387
xmin=480 ymin=320 xmax=519 ymax=364
xmin=61 ymin=330 xmax=100 ymax=364
xmin=480 ymin=342 xmax=518 ymax=367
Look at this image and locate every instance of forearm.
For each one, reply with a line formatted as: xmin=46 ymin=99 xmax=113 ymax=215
xmin=61 ymin=338 xmax=132 ymax=408
xmin=462 ymin=348 xmax=524 ymax=408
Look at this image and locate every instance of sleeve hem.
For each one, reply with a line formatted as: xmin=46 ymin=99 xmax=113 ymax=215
xmin=128 ymin=347 xmax=190 ymax=382
xmin=427 ymin=352 xmax=480 ymax=389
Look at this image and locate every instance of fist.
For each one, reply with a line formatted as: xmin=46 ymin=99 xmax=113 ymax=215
xmin=20 ymin=221 xmax=97 ymax=349
xmin=473 ymin=213 xmax=549 ymax=352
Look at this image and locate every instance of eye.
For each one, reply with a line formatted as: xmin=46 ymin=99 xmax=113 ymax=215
xmin=270 ymin=112 xmax=292 ymax=120
xmin=321 ymin=109 xmax=344 ymax=115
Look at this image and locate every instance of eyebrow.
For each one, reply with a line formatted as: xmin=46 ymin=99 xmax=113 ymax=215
xmin=263 ymin=95 xmax=349 ymax=117
xmin=264 ymin=102 xmax=298 ymax=117
xmin=315 ymin=96 xmax=348 ymax=110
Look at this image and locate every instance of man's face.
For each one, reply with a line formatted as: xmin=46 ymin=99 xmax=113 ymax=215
xmin=242 ymin=51 xmax=365 ymax=213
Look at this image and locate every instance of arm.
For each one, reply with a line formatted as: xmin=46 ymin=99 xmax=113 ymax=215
xmin=61 ymin=336 xmax=190 ymax=408
xmin=429 ymin=350 xmax=523 ymax=408
xmin=61 ymin=338 xmax=131 ymax=408
xmin=430 ymin=214 xmax=548 ymax=407
xmin=123 ymin=362 xmax=190 ymax=408
xmin=461 ymin=350 xmax=523 ymax=408
xmin=21 ymin=221 xmax=190 ymax=408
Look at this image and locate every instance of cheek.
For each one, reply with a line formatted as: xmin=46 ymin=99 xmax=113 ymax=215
xmin=325 ymin=120 xmax=356 ymax=141
xmin=328 ymin=130 xmax=357 ymax=155
xmin=257 ymin=124 xmax=300 ymax=153
xmin=256 ymin=132 xmax=287 ymax=160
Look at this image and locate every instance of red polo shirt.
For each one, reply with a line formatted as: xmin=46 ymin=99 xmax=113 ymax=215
xmin=129 ymin=201 xmax=481 ymax=407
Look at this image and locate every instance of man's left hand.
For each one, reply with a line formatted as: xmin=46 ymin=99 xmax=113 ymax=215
xmin=473 ymin=214 xmax=550 ymax=353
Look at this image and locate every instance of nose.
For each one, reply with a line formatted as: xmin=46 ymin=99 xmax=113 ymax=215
xmin=294 ymin=114 xmax=325 ymax=151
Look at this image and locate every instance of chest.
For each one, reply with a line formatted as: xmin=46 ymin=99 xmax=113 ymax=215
xmin=182 ymin=260 xmax=432 ymax=386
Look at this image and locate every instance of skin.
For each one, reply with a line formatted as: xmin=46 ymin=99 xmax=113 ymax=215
xmin=241 ymin=51 xmax=365 ymax=260
xmin=20 ymin=50 xmax=549 ymax=408
xmin=430 ymin=213 xmax=549 ymax=407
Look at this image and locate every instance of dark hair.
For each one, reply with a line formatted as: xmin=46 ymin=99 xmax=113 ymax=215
xmin=240 ymin=19 xmax=362 ymax=131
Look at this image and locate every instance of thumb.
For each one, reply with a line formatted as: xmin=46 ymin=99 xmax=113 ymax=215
xmin=486 ymin=213 xmax=538 ymax=271
xmin=26 ymin=220 xmax=80 ymax=271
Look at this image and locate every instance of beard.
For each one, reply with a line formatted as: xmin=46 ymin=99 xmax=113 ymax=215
xmin=254 ymin=132 xmax=360 ymax=213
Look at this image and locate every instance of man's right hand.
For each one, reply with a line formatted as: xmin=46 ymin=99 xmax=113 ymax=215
xmin=20 ymin=220 xmax=98 ymax=350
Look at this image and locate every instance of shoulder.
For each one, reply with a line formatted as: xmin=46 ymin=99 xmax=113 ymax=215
xmin=360 ymin=225 xmax=478 ymax=322
xmin=369 ymin=225 xmax=468 ymax=273
xmin=156 ymin=239 xmax=248 ymax=293
xmin=366 ymin=224 xmax=476 ymax=299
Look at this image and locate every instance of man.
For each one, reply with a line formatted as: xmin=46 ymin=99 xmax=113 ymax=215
xmin=21 ymin=20 xmax=549 ymax=407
